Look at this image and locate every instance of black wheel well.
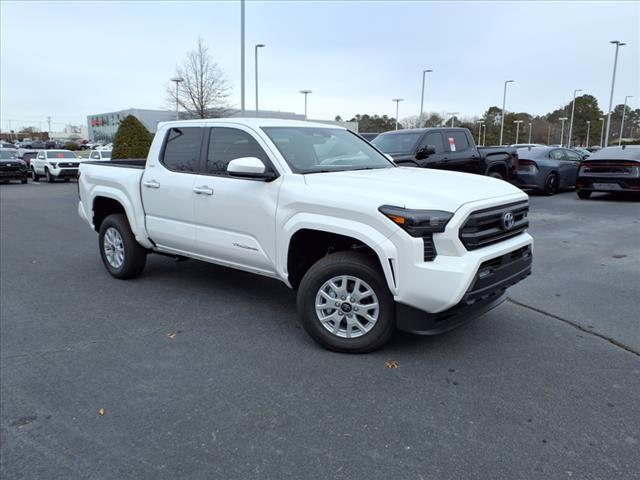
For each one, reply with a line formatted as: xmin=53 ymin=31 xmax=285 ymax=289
xmin=93 ymin=196 xmax=125 ymax=232
xmin=287 ymin=229 xmax=380 ymax=289
xmin=486 ymin=162 xmax=507 ymax=177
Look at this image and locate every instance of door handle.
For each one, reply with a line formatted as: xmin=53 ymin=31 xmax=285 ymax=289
xmin=143 ymin=180 xmax=160 ymax=189
xmin=193 ymin=185 xmax=214 ymax=196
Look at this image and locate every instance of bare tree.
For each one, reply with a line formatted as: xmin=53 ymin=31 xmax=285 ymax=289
xmin=167 ymin=38 xmax=230 ymax=119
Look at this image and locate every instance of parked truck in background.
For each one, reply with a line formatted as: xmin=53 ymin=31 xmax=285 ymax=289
xmin=78 ymin=118 xmax=532 ymax=353
xmin=372 ymin=127 xmax=519 ymax=182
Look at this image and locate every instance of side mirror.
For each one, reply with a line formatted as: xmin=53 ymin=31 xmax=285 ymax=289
xmin=416 ymin=145 xmax=436 ymax=160
xmin=227 ymin=157 xmax=276 ymax=180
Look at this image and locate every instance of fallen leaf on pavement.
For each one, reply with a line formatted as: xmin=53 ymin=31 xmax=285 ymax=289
xmin=385 ymin=360 xmax=399 ymax=369
xmin=98 ymin=408 xmax=105 ymax=416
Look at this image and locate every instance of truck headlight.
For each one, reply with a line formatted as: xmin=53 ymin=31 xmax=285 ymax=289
xmin=378 ymin=205 xmax=453 ymax=237
xmin=49 ymin=162 xmax=57 ymax=168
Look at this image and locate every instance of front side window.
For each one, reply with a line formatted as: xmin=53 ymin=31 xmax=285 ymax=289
xmin=161 ymin=127 xmax=202 ymax=172
xmin=420 ymin=132 xmax=445 ymax=154
xmin=263 ymin=127 xmax=393 ymax=174
xmin=203 ymin=128 xmax=269 ymax=175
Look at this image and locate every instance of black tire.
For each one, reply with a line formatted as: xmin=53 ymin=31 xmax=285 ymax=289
xmin=98 ymin=213 xmax=147 ymax=279
xmin=488 ymin=171 xmax=504 ymax=180
xmin=296 ymin=251 xmax=395 ymax=353
xmin=45 ymin=168 xmax=55 ymax=183
xmin=21 ymin=176 xmax=28 ymax=184
xmin=543 ymin=172 xmax=559 ymax=196
xmin=64 ymin=178 xmax=70 ymax=182
xmin=577 ymin=190 xmax=591 ymax=199
xmin=31 ymin=168 xmax=39 ymax=181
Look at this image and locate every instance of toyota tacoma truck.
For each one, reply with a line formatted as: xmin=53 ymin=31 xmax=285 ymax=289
xmin=78 ymin=118 xmax=532 ymax=353
xmin=371 ymin=127 xmax=519 ymax=181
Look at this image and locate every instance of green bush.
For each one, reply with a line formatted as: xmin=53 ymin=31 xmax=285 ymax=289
xmin=64 ymin=142 xmax=78 ymax=151
xmin=112 ymin=115 xmax=153 ymax=159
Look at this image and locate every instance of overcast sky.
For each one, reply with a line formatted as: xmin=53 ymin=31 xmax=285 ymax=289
xmin=1 ymin=1 xmax=638 ymax=131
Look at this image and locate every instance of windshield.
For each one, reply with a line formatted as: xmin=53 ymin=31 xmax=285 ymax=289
xmin=47 ymin=151 xmax=77 ymax=159
xmin=261 ymin=127 xmax=393 ymax=174
xmin=0 ymin=150 xmax=17 ymax=159
xmin=371 ymin=131 xmax=423 ymax=154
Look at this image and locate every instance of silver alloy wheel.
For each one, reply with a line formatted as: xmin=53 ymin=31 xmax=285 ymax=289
xmin=315 ymin=275 xmax=380 ymax=339
xmin=103 ymin=227 xmax=125 ymax=269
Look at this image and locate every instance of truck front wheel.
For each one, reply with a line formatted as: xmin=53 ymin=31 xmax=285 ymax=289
xmin=98 ymin=213 xmax=146 ymax=279
xmin=297 ymin=251 xmax=395 ymax=353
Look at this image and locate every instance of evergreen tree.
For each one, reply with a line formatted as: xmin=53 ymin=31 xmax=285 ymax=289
xmin=111 ymin=115 xmax=153 ymax=159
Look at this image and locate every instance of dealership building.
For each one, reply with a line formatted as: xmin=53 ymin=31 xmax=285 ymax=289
xmin=87 ymin=108 xmax=356 ymax=142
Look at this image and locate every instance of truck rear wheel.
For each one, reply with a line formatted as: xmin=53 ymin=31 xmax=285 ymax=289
xmin=98 ymin=213 xmax=147 ymax=279
xmin=297 ymin=251 xmax=395 ymax=353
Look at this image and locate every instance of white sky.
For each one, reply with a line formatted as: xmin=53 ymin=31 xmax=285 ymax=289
xmin=1 ymin=0 xmax=638 ymax=131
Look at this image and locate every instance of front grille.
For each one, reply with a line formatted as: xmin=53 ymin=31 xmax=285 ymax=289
xmin=58 ymin=162 xmax=79 ymax=168
xmin=459 ymin=201 xmax=529 ymax=250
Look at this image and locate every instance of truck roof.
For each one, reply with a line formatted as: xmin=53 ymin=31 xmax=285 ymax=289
xmin=157 ymin=117 xmax=344 ymax=130
xmin=376 ymin=127 xmax=469 ymax=136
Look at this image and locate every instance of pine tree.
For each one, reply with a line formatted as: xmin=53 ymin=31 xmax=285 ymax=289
xmin=111 ymin=115 xmax=153 ymax=159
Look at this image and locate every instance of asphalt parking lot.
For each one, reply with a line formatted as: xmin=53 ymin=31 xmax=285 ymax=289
xmin=1 ymin=182 xmax=639 ymax=480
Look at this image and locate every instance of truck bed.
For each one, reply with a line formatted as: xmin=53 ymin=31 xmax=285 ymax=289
xmin=82 ymin=159 xmax=146 ymax=168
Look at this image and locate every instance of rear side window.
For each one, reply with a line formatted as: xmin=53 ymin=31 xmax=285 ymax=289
xmin=445 ymin=131 xmax=470 ymax=152
xmin=550 ymin=149 xmax=565 ymax=160
xmin=162 ymin=127 xmax=202 ymax=172
xmin=419 ymin=132 xmax=445 ymax=154
xmin=203 ymin=127 xmax=269 ymax=176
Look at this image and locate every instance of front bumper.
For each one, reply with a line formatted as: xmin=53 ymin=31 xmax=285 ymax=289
xmin=0 ymin=169 xmax=28 ymax=179
xmin=52 ymin=168 xmax=79 ymax=178
xmin=396 ymin=245 xmax=531 ymax=334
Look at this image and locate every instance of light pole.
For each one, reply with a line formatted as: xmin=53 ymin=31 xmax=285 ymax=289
xmin=619 ymin=95 xmax=633 ymax=145
xmin=605 ymin=40 xmax=626 ymax=147
xmin=392 ymin=98 xmax=404 ymax=129
xmin=300 ymin=90 xmax=312 ymax=119
xmin=482 ymin=122 xmax=486 ymax=146
xmin=513 ymin=120 xmax=523 ymax=144
xmin=547 ymin=123 xmax=551 ymax=144
xmin=476 ymin=120 xmax=484 ymax=145
xmin=568 ymin=88 xmax=582 ymax=148
xmin=240 ymin=0 xmax=245 ymax=112
xmin=448 ymin=112 xmax=459 ymax=127
xmin=419 ymin=69 xmax=433 ymax=123
xmin=254 ymin=44 xmax=265 ymax=112
xmin=499 ymin=80 xmax=514 ymax=146
xmin=599 ymin=117 xmax=605 ymax=147
xmin=527 ymin=122 xmax=532 ymax=143
xmin=585 ymin=120 xmax=591 ymax=148
xmin=559 ymin=117 xmax=568 ymax=146
xmin=170 ymin=77 xmax=184 ymax=120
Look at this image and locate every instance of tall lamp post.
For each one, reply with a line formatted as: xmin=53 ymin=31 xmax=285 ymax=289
xmin=559 ymin=117 xmax=568 ymax=146
xmin=599 ymin=117 xmax=605 ymax=147
xmin=568 ymin=88 xmax=582 ymax=148
xmin=254 ymin=44 xmax=265 ymax=112
xmin=300 ymin=90 xmax=312 ymax=119
xmin=605 ymin=40 xmax=626 ymax=147
xmin=619 ymin=95 xmax=633 ymax=145
xmin=527 ymin=122 xmax=533 ymax=144
xmin=240 ymin=0 xmax=245 ymax=112
xmin=419 ymin=69 xmax=433 ymax=123
xmin=499 ymin=80 xmax=514 ymax=146
xmin=448 ymin=112 xmax=459 ymax=127
xmin=585 ymin=120 xmax=591 ymax=148
xmin=170 ymin=77 xmax=184 ymax=120
xmin=392 ymin=98 xmax=404 ymax=130
xmin=513 ymin=120 xmax=524 ymax=144
xmin=476 ymin=120 xmax=484 ymax=145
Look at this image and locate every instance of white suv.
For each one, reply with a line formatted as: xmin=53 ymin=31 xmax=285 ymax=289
xmin=31 ymin=150 xmax=81 ymax=182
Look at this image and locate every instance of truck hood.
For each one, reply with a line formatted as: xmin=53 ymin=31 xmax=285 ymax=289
xmin=303 ymin=166 xmax=526 ymax=212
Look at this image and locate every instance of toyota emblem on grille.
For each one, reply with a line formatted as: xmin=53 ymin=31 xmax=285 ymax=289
xmin=501 ymin=211 xmax=515 ymax=230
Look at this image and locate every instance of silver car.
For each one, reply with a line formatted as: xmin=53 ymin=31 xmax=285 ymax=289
xmin=514 ymin=146 xmax=582 ymax=195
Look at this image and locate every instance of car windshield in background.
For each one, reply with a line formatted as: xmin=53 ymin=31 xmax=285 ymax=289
xmin=371 ymin=131 xmax=423 ymax=154
xmin=261 ymin=127 xmax=393 ymax=174
xmin=48 ymin=151 xmax=77 ymax=159
xmin=0 ymin=150 xmax=17 ymax=159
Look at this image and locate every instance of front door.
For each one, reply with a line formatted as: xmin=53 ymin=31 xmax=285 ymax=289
xmin=140 ymin=126 xmax=203 ymax=253
xmin=442 ymin=129 xmax=478 ymax=173
xmin=192 ymin=126 xmax=281 ymax=275
xmin=416 ymin=131 xmax=447 ymax=169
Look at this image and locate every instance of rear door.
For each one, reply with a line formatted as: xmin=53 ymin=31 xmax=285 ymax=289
xmin=416 ymin=131 xmax=447 ymax=168
xmin=442 ymin=130 xmax=479 ymax=173
xmin=140 ymin=126 xmax=203 ymax=253
xmin=191 ymin=126 xmax=281 ymax=275
xmin=562 ymin=149 xmax=582 ymax=188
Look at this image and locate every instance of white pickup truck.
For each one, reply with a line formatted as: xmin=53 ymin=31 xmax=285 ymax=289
xmin=78 ymin=118 xmax=532 ymax=353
